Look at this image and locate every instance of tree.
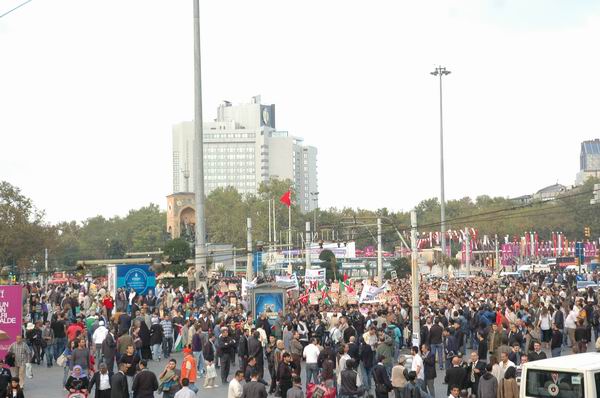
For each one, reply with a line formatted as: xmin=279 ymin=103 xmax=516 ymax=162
xmin=163 ymin=238 xmax=191 ymax=276
xmin=389 ymin=257 xmax=410 ymax=279
xmin=0 ymin=181 xmax=51 ymax=271
xmin=319 ymin=249 xmax=338 ymax=281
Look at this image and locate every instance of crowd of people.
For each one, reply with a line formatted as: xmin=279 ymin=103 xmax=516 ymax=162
xmin=1 ymin=267 xmax=599 ymax=398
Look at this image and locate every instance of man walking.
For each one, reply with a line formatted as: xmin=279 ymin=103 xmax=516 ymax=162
xmin=218 ymin=328 xmax=236 ymax=384
xmin=132 ymin=359 xmax=159 ymax=398
xmin=7 ymin=336 xmax=31 ymax=389
xmin=303 ymin=338 xmax=320 ymax=386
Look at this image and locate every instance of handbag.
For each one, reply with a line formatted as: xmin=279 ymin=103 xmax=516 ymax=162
xmin=206 ymin=363 xmax=217 ymax=378
xmin=25 ymin=362 xmax=33 ymax=379
xmin=57 ymin=353 xmax=68 ymax=367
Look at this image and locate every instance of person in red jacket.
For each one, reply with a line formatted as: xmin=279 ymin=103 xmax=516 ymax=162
xmin=103 ymin=293 xmax=114 ymax=318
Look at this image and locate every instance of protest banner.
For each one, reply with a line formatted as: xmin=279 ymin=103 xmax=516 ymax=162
xmin=305 ymin=268 xmax=326 ymax=284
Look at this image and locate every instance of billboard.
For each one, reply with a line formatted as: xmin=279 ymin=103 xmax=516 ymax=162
xmin=116 ymin=264 xmax=155 ymax=296
xmin=254 ymin=291 xmax=284 ymax=320
xmin=0 ymin=286 xmax=23 ymax=360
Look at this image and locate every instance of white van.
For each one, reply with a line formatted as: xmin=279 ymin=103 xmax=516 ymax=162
xmin=520 ymin=353 xmax=600 ymax=398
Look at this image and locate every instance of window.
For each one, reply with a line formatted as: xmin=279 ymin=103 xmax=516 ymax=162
xmin=525 ymin=369 xmax=584 ymax=398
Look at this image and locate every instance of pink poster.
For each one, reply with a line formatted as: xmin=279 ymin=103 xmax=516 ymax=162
xmin=0 ymin=286 xmax=23 ymax=360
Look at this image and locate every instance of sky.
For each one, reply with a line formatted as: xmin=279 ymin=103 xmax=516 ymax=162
xmin=1 ymin=0 xmax=600 ymax=223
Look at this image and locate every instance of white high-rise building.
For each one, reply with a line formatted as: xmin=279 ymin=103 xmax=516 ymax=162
xmin=172 ymin=96 xmax=318 ymax=212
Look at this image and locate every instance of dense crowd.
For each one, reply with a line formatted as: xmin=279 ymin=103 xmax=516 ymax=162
xmin=1 ymin=268 xmax=599 ymax=398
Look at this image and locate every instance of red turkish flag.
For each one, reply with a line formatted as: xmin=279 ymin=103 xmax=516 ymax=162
xmin=279 ymin=190 xmax=291 ymax=207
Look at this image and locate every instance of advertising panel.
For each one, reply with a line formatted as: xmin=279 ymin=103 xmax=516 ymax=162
xmin=254 ymin=291 xmax=284 ymax=320
xmin=0 ymin=286 xmax=23 ymax=360
xmin=116 ymin=264 xmax=156 ymax=295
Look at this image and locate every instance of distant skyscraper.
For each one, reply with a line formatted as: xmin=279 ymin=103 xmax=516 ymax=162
xmin=171 ymin=96 xmax=318 ymax=212
xmin=575 ymin=139 xmax=600 ymax=185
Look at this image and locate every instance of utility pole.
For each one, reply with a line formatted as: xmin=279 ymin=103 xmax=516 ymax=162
xmin=410 ymin=210 xmax=420 ymax=347
xmin=193 ymin=0 xmax=207 ymax=292
xmin=377 ymin=218 xmax=383 ymax=285
xmin=44 ymin=248 xmax=48 ymax=289
xmin=305 ymin=222 xmax=311 ymax=270
xmin=268 ymin=199 xmax=272 ymax=251
xmin=430 ymin=66 xmax=451 ymax=275
xmin=465 ymin=227 xmax=471 ymax=275
xmin=246 ymin=218 xmax=253 ymax=280
xmin=495 ymin=234 xmax=500 ymax=274
xmin=233 ymin=247 xmax=236 ymax=276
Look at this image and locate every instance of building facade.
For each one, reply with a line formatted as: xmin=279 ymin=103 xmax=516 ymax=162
xmin=576 ymin=139 xmax=600 ymax=185
xmin=171 ymin=96 xmax=318 ymax=212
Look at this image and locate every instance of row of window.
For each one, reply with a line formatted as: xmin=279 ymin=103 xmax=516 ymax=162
xmin=206 ymin=146 xmax=254 ymax=153
xmin=205 ymin=154 xmax=255 ymax=160
xmin=205 ymin=133 xmax=256 ymax=139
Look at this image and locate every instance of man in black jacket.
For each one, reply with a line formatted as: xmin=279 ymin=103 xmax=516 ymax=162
xmin=89 ymin=362 xmax=113 ymax=398
xmin=203 ymin=334 xmax=216 ymax=363
xmin=132 ymin=359 xmax=158 ymax=398
xmin=444 ymin=356 xmax=467 ymax=395
xmin=238 ymin=329 xmax=249 ymax=375
xmin=428 ymin=319 xmax=444 ymax=370
xmin=218 ymin=328 xmax=236 ymax=384
xmin=359 ymin=340 xmax=375 ymax=392
xmin=247 ymin=331 xmax=264 ymax=379
xmin=466 ymin=352 xmax=486 ymax=397
xmin=348 ymin=336 xmax=360 ymax=362
xmin=102 ymin=328 xmax=117 ymax=373
xmin=372 ymin=355 xmax=393 ymax=398
xmin=339 ymin=359 xmax=363 ymax=397
xmin=421 ymin=344 xmax=437 ymax=397
xmin=111 ymin=362 xmax=129 ymax=398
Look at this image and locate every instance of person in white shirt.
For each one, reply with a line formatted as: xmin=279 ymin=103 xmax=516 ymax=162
xmin=228 ymin=371 xmax=244 ymax=398
xmin=175 ymin=378 xmax=196 ymax=398
xmin=92 ymin=320 xmax=109 ymax=364
xmin=303 ymin=338 xmax=321 ymax=385
xmin=410 ymin=346 xmax=425 ymax=385
xmin=337 ymin=344 xmax=351 ymax=385
xmin=498 ymin=352 xmax=516 ymax=380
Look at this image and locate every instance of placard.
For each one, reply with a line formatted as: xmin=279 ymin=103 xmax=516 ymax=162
xmin=440 ymin=282 xmax=448 ymax=292
xmin=309 ymin=293 xmax=320 ymax=305
xmin=228 ymin=283 xmax=237 ymax=292
xmin=347 ymin=294 xmax=358 ymax=305
xmin=428 ymin=289 xmax=439 ymax=302
xmin=330 ymin=282 xmax=339 ymax=293
xmin=0 ymin=286 xmax=23 ymax=361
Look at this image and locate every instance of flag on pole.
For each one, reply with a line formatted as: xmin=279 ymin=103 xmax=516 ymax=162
xmin=280 ymin=191 xmax=292 ymax=207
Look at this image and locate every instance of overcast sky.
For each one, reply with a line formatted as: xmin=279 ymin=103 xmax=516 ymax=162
xmin=2 ymin=0 xmax=600 ymax=223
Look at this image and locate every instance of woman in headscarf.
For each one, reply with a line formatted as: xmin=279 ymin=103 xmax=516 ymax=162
xmin=65 ymin=365 xmax=89 ymax=395
xmin=138 ymin=320 xmax=152 ymax=360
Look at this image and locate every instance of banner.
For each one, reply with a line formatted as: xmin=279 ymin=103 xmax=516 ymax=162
xmin=305 ymin=268 xmax=326 ymax=284
xmin=107 ymin=266 xmax=117 ymax=298
xmin=275 ymin=273 xmax=300 ymax=290
xmin=242 ymin=278 xmax=256 ymax=297
xmin=359 ymin=282 xmax=388 ymax=303
xmin=116 ymin=264 xmax=155 ymax=295
xmin=0 ymin=286 xmax=23 ymax=361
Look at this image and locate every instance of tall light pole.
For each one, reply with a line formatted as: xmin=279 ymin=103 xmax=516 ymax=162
xmin=193 ymin=0 xmax=208 ymax=292
xmin=430 ymin=66 xmax=451 ymax=269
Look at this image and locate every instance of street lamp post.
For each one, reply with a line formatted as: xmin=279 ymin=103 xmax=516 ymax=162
xmin=430 ymin=66 xmax=451 ymax=271
xmin=193 ymin=0 xmax=208 ymax=292
xmin=310 ymin=192 xmax=319 ymax=238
